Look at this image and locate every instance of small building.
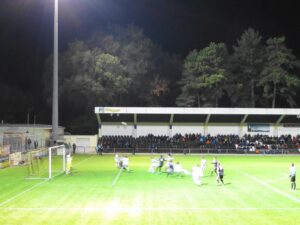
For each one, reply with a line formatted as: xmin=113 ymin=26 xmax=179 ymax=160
xmin=0 ymin=124 xmax=64 ymax=153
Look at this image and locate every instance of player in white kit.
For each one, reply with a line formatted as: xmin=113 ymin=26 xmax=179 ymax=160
xmin=290 ymin=163 xmax=296 ymax=190
xmin=148 ymin=157 xmax=158 ymax=173
xmin=115 ymin=154 xmax=121 ymax=168
xmin=192 ymin=164 xmax=203 ymax=186
xmin=165 ymin=153 xmax=173 ymax=171
xmin=200 ymin=156 xmax=207 ymax=174
xmin=122 ymin=156 xmax=129 ymax=171
xmin=174 ymin=162 xmax=191 ymax=176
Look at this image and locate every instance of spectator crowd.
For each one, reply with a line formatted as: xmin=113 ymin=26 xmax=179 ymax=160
xmin=99 ymin=133 xmax=300 ymax=152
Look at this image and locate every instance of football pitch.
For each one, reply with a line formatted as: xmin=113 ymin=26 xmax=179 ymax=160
xmin=1 ymin=154 xmax=300 ymax=225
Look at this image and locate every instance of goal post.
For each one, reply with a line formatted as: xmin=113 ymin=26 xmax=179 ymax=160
xmin=26 ymin=145 xmax=68 ymax=180
xmin=48 ymin=145 xmax=66 ymax=179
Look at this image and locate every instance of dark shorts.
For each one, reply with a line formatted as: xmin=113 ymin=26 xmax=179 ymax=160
xmin=219 ymin=175 xmax=224 ymax=180
xmin=291 ymin=175 xmax=296 ymax=182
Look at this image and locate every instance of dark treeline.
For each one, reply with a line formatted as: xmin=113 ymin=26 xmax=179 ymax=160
xmin=177 ymin=29 xmax=300 ymax=108
xmin=1 ymin=25 xmax=300 ymax=134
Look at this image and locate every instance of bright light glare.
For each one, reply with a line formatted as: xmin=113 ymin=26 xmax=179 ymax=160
xmin=104 ymin=200 xmax=120 ymax=220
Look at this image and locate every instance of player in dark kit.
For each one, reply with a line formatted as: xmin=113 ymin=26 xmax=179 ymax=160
xmin=216 ymin=163 xmax=224 ymax=185
xmin=156 ymin=155 xmax=165 ymax=172
xmin=211 ymin=157 xmax=218 ymax=176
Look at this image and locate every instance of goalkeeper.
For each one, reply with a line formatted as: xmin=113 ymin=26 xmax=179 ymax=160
xmin=66 ymin=154 xmax=73 ymax=174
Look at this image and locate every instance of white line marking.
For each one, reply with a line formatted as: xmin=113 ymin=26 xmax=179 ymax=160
xmin=112 ymin=169 xmax=123 ymax=186
xmin=0 ymin=156 xmax=93 ymax=207
xmin=266 ymin=177 xmax=288 ymax=183
xmin=1 ymin=207 xmax=300 ymax=212
xmin=229 ymin=168 xmax=300 ymax=204
xmin=73 ymin=155 xmax=94 ymax=167
xmin=25 ymin=177 xmax=49 ymax=180
xmin=0 ymin=180 xmax=48 ymax=207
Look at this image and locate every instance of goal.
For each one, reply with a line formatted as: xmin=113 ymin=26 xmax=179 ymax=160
xmin=26 ymin=145 xmax=67 ymax=179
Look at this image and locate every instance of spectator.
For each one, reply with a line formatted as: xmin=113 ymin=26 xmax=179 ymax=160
xmin=72 ymin=143 xmax=76 ymax=154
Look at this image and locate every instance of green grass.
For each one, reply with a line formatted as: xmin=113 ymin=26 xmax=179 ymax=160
xmin=0 ymin=154 xmax=300 ymax=225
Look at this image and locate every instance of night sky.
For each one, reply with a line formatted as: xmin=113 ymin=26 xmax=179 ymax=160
xmin=0 ymin=0 xmax=299 ymax=114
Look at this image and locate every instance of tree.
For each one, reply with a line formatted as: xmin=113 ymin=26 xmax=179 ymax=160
xmin=42 ymin=25 xmax=180 ymax=133
xmin=231 ymin=28 xmax=265 ymax=107
xmin=258 ymin=37 xmax=300 ymax=108
xmin=177 ymin=42 xmax=229 ymax=107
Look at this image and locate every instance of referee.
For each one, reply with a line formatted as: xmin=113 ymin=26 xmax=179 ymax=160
xmin=290 ymin=163 xmax=296 ymax=190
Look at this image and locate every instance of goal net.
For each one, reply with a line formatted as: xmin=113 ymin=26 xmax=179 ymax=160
xmin=26 ymin=145 xmax=67 ymax=179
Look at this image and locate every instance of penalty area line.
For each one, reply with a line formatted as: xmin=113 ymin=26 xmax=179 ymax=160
xmin=266 ymin=176 xmax=288 ymax=183
xmin=73 ymin=155 xmax=94 ymax=167
xmin=0 ymin=180 xmax=48 ymax=208
xmin=112 ymin=169 xmax=123 ymax=186
xmin=229 ymin=167 xmax=300 ymax=204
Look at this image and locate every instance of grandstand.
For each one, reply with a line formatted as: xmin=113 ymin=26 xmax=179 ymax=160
xmin=95 ymin=107 xmax=300 ymax=154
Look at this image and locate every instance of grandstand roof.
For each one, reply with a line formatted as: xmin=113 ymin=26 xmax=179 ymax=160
xmin=94 ymin=107 xmax=300 ymax=124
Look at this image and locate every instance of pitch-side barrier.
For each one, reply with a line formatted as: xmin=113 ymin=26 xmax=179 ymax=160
xmin=74 ymin=147 xmax=299 ymax=155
